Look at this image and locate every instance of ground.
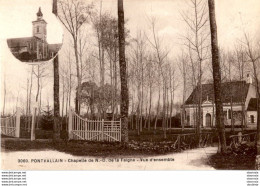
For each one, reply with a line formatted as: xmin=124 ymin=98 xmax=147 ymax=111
xmin=1 ymin=139 xmax=217 ymax=170
xmin=208 ymin=144 xmax=256 ymax=170
xmin=1 ymin=128 xmax=257 ymax=170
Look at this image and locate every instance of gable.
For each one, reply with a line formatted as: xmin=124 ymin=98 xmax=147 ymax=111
xmin=247 ymin=98 xmax=257 ymax=111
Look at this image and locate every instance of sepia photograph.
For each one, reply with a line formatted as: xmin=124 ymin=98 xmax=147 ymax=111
xmin=3 ymin=1 xmax=63 ymax=63
xmin=1 ymin=0 xmax=260 ymax=173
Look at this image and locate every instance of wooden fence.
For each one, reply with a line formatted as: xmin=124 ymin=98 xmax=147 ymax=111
xmin=68 ymin=109 xmax=121 ymax=142
xmin=0 ymin=108 xmax=21 ymax=138
xmin=229 ymin=132 xmax=257 ymax=148
xmin=170 ymin=132 xmax=214 ymax=150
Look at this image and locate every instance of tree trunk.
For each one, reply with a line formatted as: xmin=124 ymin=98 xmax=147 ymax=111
xmin=62 ymin=75 xmax=65 ymax=118
xmin=29 ymin=66 xmax=33 ymax=114
xmin=74 ymin=38 xmax=82 ymax=115
xmin=208 ymin=0 xmax=227 ymax=153
xmin=35 ymin=66 xmax=40 ymax=129
xmin=53 ymin=0 xmax=61 ymax=142
xmin=154 ymin=87 xmax=161 ymax=130
xmin=148 ymin=84 xmax=152 ymax=130
xmin=118 ymin=0 xmax=129 ymax=143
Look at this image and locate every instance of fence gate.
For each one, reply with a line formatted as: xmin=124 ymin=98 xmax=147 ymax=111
xmin=68 ymin=109 xmax=121 ymax=142
xmin=0 ymin=108 xmax=21 ymax=138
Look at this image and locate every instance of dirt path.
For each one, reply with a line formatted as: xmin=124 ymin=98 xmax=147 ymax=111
xmin=1 ymin=147 xmax=217 ymax=170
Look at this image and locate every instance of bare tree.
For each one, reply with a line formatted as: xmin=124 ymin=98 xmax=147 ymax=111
xmin=146 ymin=17 xmax=169 ymax=138
xmin=177 ymin=51 xmax=189 ymax=129
xmin=167 ymin=62 xmax=177 ymax=129
xmin=146 ymin=55 xmax=156 ymax=130
xmin=58 ymin=0 xmax=93 ymax=114
xmin=28 ymin=66 xmax=33 ymax=115
xmin=32 ymin=64 xmax=49 ymax=128
xmin=231 ymin=43 xmax=249 ymax=130
xmin=240 ymin=31 xmax=260 ymax=168
xmin=53 ymin=0 xmax=61 ymax=142
xmin=180 ymin=0 xmax=210 ymax=145
xmin=208 ymin=0 xmax=227 ymax=153
xmin=91 ymin=10 xmax=123 ymax=119
xmin=130 ymin=31 xmax=147 ymax=134
xmin=118 ymin=0 xmax=129 ymax=143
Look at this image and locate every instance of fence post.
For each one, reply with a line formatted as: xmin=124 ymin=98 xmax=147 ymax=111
xmin=119 ymin=118 xmax=122 ymax=142
xmin=178 ymin=135 xmax=181 ymax=150
xmin=31 ymin=107 xmax=37 ymax=141
xmin=15 ymin=107 xmax=21 ymax=138
xmin=68 ymin=107 xmax=73 ymax=140
xmin=101 ymin=119 xmax=104 ymax=141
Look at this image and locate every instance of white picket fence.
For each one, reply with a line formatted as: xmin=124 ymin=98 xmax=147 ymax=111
xmin=0 ymin=108 xmax=21 ymax=138
xmin=68 ymin=109 xmax=121 ymax=142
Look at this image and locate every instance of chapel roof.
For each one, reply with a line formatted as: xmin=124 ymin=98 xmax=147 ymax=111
xmin=185 ymin=81 xmax=250 ymax=105
xmin=48 ymin=43 xmax=62 ymax=53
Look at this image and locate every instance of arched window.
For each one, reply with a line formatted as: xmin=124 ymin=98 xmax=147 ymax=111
xmin=206 ymin=113 xmax=211 ymax=127
xmin=250 ymin=115 xmax=255 ymax=123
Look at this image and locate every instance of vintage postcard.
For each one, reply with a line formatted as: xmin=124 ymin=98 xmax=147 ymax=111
xmin=1 ymin=0 xmax=260 ymax=171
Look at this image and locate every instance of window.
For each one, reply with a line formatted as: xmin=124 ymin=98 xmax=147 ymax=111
xmin=187 ymin=116 xmax=190 ymax=125
xmin=37 ymin=26 xmax=39 ymax=33
xmin=227 ymin=109 xmax=231 ymax=119
xmin=206 ymin=113 xmax=212 ymax=127
xmin=250 ymin=115 xmax=255 ymax=123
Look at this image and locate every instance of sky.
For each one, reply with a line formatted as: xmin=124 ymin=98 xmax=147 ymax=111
xmin=0 ymin=0 xmax=260 ymax=114
xmin=0 ymin=0 xmax=63 ymax=44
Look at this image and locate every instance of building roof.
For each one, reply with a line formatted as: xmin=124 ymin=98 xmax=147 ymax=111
xmin=7 ymin=37 xmax=34 ymax=48
xmin=7 ymin=36 xmax=42 ymax=48
xmin=185 ymin=81 xmax=250 ymax=105
xmin=48 ymin=43 xmax=62 ymax=53
xmin=247 ymin=98 xmax=258 ymax=111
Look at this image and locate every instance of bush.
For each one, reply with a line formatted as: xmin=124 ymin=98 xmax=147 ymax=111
xmin=40 ymin=109 xmax=54 ymax=130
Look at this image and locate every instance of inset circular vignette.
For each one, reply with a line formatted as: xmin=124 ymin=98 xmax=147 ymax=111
xmin=6 ymin=3 xmax=63 ymax=64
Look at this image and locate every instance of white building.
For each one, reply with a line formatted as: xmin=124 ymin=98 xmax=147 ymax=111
xmin=183 ymin=76 xmax=257 ymax=128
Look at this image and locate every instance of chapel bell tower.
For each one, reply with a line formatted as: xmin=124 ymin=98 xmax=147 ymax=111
xmin=32 ymin=7 xmax=47 ymax=41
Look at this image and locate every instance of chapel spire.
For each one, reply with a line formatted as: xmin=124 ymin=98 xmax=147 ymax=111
xmin=37 ymin=7 xmax=43 ymax=19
